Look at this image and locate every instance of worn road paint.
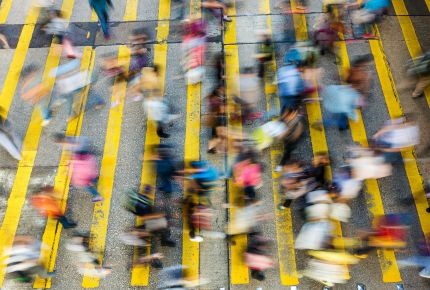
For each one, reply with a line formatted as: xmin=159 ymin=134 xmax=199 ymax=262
xmin=261 ymin=0 xmax=299 ymax=285
xmin=332 ymin=11 xmax=401 ymax=282
xmin=33 ymin=47 xmax=95 ymax=289
xmin=181 ymin=0 xmax=201 ymax=280
xmin=225 ymin=0 xmax=249 ymax=284
xmin=0 ymin=30 xmax=66 ymax=290
xmin=291 ymin=0 xmax=350 ymax=281
xmin=130 ymin=0 xmax=171 ymax=286
xmin=370 ymin=25 xmax=430 ymax=268
xmin=391 ymin=0 xmax=430 ymax=107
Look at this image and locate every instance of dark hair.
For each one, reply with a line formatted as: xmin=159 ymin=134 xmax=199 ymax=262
xmin=351 ymin=54 xmax=372 ymax=67
xmin=53 ymin=133 xmax=66 ymax=143
xmin=21 ymin=64 xmax=40 ymax=78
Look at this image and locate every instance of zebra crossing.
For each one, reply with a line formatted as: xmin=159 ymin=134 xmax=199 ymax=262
xmin=0 ymin=0 xmax=429 ymax=289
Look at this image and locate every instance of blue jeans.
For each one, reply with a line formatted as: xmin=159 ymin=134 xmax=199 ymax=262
xmin=93 ymin=7 xmax=109 ymax=37
xmin=324 ymin=113 xmax=349 ymax=130
xmin=39 ymin=97 xmax=52 ymax=121
xmin=85 ymin=178 xmax=101 ymax=197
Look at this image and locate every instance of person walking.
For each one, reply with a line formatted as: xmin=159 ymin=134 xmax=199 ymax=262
xmin=70 ymin=149 xmax=103 ymax=202
xmin=89 ymin=0 xmax=112 ymax=39
xmin=30 ymin=187 xmax=77 ymax=229
xmin=0 ymin=107 xmax=22 ymax=160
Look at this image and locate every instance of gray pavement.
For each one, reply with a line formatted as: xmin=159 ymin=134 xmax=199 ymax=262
xmin=1 ymin=0 xmax=430 ymax=289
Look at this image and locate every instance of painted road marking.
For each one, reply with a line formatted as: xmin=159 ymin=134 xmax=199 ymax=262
xmin=0 ymin=0 xmax=13 ymax=23
xmin=261 ymin=0 xmax=298 ymax=285
xmin=83 ymin=0 xmax=140 ymax=286
xmin=181 ymin=0 xmax=201 ymax=281
xmin=0 ymin=26 xmax=66 ymax=290
xmin=225 ymin=0 xmax=249 ymax=284
xmin=130 ymin=0 xmax=171 ymax=285
xmin=391 ymin=0 xmax=430 ymax=107
xmin=333 ymin=15 xmax=401 ymax=283
xmin=370 ymin=25 xmax=430 ymax=260
xmin=0 ymin=0 xmax=75 ymax=286
xmin=0 ymin=6 xmax=40 ymax=119
xmin=33 ymin=47 xmax=95 ymax=289
xmin=81 ymin=45 xmax=129 ymax=288
xmin=291 ymin=0 xmax=350 ymax=280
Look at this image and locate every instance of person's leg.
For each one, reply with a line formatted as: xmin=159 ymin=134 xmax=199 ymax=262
xmin=85 ymin=180 xmax=103 ymax=201
xmin=412 ymin=75 xmax=430 ymax=98
xmin=58 ymin=215 xmax=77 ymax=229
xmin=279 ymin=141 xmax=295 ymax=166
xmin=39 ymin=96 xmax=53 ymax=123
xmin=336 ymin=113 xmax=349 ymax=130
xmin=0 ymin=132 xmax=22 ymax=160
xmin=94 ymin=8 xmax=110 ymax=37
xmin=156 ymin=121 xmax=169 ymax=138
xmin=160 ymin=228 xmax=176 ymax=247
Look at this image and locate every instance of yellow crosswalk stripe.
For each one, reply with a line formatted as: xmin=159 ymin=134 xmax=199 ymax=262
xmin=181 ymin=0 xmax=201 ymax=280
xmin=130 ymin=0 xmax=171 ymax=285
xmin=260 ymin=0 xmax=298 ymax=285
xmin=334 ymin=29 xmax=402 ymax=282
xmin=81 ymin=46 xmax=129 ymax=288
xmin=0 ymin=33 xmax=66 ymax=290
xmin=225 ymin=1 xmax=249 ymax=284
xmin=0 ymin=6 xmax=40 ymax=119
xmin=0 ymin=0 xmax=13 ymax=23
xmin=291 ymin=0 xmax=349 ymax=281
xmin=369 ymin=25 xmax=430 ymax=252
xmin=124 ymin=0 xmax=139 ymax=22
xmin=91 ymin=10 xmax=97 ymax=22
xmin=0 ymin=0 xmax=75 ymax=286
xmin=391 ymin=0 xmax=430 ymax=106
xmin=425 ymin=0 xmax=430 ymax=12
xmin=83 ymin=0 xmax=140 ymax=286
xmin=32 ymin=47 xmax=95 ymax=289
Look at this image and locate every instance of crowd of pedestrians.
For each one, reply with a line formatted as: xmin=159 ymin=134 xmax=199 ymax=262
xmin=1 ymin=0 xmax=430 ymax=288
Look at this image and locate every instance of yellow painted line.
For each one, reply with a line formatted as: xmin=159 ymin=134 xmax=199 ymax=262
xmin=33 ymin=47 xmax=95 ymax=289
xmin=370 ymin=26 xmax=430 ymax=252
xmin=81 ymin=46 xmax=129 ymax=288
xmin=130 ymin=0 xmax=171 ymax=285
xmin=225 ymin=1 xmax=249 ymax=284
xmin=0 ymin=0 xmax=13 ymax=23
xmin=290 ymin=0 xmax=349 ymax=281
xmin=124 ymin=0 xmax=139 ymax=21
xmin=391 ymin=0 xmax=430 ymax=107
xmin=334 ymin=24 xmax=401 ymax=282
xmin=0 ymin=37 xmax=66 ymax=289
xmin=0 ymin=6 xmax=40 ymax=119
xmin=181 ymin=0 xmax=201 ymax=280
xmin=91 ymin=10 xmax=98 ymax=22
xmin=260 ymin=0 xmax=298 ymax=285
xmin=425 ymin=0 xmax=430 ymax=13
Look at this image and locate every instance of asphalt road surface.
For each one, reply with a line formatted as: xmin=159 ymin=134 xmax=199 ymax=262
xmin=0 ymin=0 xmax=430 ymax=289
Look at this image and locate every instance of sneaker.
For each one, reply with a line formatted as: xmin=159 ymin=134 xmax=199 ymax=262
xmin=412 ymin=92 xmax=423 ymax=98
xmin=277 ymin=204 xmax=286 ymax=210
xmin=92 ymin=196 xmax=104 ymax=202
xmin=190 ymin=235 xmax=204 ymax=243
xmin=42 ymin=118 xmax=52 ymax=127
xmin=223 ymin=15 xmax=232 ymax=22
xmin=275 ymin=165 xmax=283 ymax=173
xmin=362 ymin=33 xmax=376 ymax=39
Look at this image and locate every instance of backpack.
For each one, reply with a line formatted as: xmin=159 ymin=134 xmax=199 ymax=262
xmin=125 ymin=189 xmax=153 ymax=216
xmin=406 ymin=53 xmax=430 ymax=76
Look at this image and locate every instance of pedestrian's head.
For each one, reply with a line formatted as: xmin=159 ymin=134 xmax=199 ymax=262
xmin=53 ymin=132 xmax=67 ymax=144
xmin=351 ymin=54 xmax=372 ymax=68
xmin=21 ymin=64 xmax=40 ymax=79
